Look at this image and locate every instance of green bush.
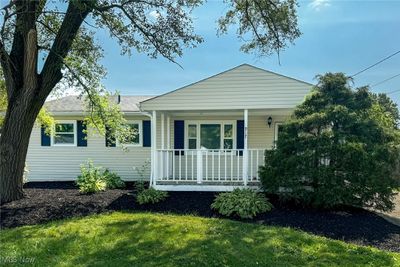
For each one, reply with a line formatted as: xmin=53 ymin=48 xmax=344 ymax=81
xmin=260 ymin=73 xmax=400 ymax=211
xmin=76 ymin=161 xmax=107 ymax=193
xmin=136 ymin=188 xmax=168 ymax=205
xmin=135 ymin=181 xmax=147 ymax=193
xmin=76 ymin=161 xmax=125 ymax=193
xmin=211 ymin=189 xmax=273 ymax=219
xmin=103 ymin=169 xmax=125 ymax=189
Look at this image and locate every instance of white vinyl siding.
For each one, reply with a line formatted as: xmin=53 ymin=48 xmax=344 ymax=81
xmin=26 ymin=115 xmax=151 ymax=181
xmin=141 ymin=64 xmax=312 ymax=111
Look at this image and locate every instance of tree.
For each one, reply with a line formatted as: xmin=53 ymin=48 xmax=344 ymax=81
xmin=371 ymin=93 xmax=400 ymax=129
xmin=0 ymin=68 xmax=54 ymax=134
xmin=260 ymin=73 xmax=400 ymax=211
xmin=0 ymin=0 xmax=301 ymax=203
xmin=0 ymin=69 xmax=6 ymax=127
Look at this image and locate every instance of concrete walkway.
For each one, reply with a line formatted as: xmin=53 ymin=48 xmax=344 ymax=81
xmin=379 ymin=192 xmax=400 ymax=227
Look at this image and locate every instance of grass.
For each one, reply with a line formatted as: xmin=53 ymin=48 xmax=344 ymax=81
xmin=1 ymin=212 xmax=399 ymax=267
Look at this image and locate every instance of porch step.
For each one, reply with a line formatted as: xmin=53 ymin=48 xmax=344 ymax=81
xmin=154 ymin=180 xmax=261 ymax=191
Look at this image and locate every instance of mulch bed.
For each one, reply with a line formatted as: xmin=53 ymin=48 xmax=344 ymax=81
xmin=1 ymin=182 xmax=399 ymax=253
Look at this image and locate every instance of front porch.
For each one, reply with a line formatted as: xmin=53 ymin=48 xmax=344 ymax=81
xmin=153 ymin=148 xmax=266 ymax=191
xmin=147 ymin=109 xmax=286 ymax=191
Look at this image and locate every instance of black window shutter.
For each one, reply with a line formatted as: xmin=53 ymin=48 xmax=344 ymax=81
xmin=41 ymin=126 xmax=51 ymax=146
xmin=174 ymin=120 xmax=184 ymax=156
xmin=142 ymin=120 xmax=151 ymax=147
xmin=105 ymin=126 xmax=116 ymax=147
xmin=236 ymin=120 xmax=244 ymax=156
xmin=77 ymin=120 xmax=87 ymax=147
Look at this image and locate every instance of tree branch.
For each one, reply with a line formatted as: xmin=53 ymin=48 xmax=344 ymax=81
xmin=39 ymin=0 xmax=91 ymax=101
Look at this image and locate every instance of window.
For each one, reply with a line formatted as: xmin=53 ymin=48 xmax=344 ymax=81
xmin=200 ymin=124 xmax=221 ymax=149
xmin=53 ymin=121 xmax=76 ymax=146
xmin=223 ymin=124 xmax=233 ymax=149
xmin=119 ymin=121 xmax=142 ymax=146
xmin=188 ymin=124 xmax=197 ymax=149
xmin=186 ymin=121 xmax=235 ymax=150
xmin=274 ymin=122 xmax=283 ymax=146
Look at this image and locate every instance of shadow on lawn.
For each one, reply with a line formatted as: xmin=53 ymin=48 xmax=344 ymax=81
xmin=108 ymin=192 xmax=400 ymax=252
xmin=2 ymin=214 xmax=396 ymax=267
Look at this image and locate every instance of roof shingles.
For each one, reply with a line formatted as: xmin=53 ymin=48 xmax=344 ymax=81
xmin=45 ymin=95 xmax=154 ymax=113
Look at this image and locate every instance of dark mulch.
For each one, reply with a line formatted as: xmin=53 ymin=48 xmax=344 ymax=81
xmin=1 ymin=182 xmax=399 ymax=253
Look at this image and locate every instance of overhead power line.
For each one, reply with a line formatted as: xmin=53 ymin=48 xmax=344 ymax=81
xmin=386 ymin=88 xmax=400 ymax=95
xmin=371 ymin=73 xmax=400 ymax=87
xmin=351 ymin=50 xmax=400 ymax=77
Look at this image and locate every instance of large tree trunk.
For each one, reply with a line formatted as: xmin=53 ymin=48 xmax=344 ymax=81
xmin=0 ymin=94 xmax=42 ymax=203
xmin=0 ymin=1 xmax=90 ymax=203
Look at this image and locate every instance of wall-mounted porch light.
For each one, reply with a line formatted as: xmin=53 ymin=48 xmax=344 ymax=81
xmin=267 ymin=116 xmax=273 ymax=128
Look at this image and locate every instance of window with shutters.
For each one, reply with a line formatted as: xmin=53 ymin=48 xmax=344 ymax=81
xmin=52 ymin=120 xmax=77 ymax=146
xmin=185 ymin=121 xmax=235 ymax=150
xmin=118 ymin=121 xmax=142 ymax=146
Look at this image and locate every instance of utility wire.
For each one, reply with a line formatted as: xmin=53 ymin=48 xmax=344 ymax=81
xmin=386 ymin=88 xmax=400 ymax=95
xmin=351 ymin=50 xmax=400 ymax=77
xmin=371 ymin=73 xmax=400 ymax=87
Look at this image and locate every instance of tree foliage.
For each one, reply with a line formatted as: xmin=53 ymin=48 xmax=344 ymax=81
xmin=260 ymin=73 xmax=400 ymax=211
xmin=218 ymin=0 xmax=300 ymax=59
xmin=0 ymin=0 xmax=302 ymax=140
xmin=371 ymin=93 xmax=400 ymax=129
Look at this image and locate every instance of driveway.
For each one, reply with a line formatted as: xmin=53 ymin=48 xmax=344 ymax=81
xmin=380 ymin=192 xmax=400 ymax=226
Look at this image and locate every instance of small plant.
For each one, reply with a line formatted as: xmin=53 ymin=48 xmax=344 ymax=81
xmin=134 ymin=160 xmax=150 ymax=192
xmin=103 ymin=169 xmax=125 ymax=189
xmin=211 ymin=188 xmax=273 ymax=219
xmin=135 ymin=180 xmax=147 ymax=193
xmin=136 ymin=188 xmax=168 ymax=205
xmin=76 ymin=160 xmax=107 ymax=193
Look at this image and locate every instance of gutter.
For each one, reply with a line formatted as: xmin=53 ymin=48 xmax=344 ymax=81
xmin=48 ymin=111 xmax=151 ymax=117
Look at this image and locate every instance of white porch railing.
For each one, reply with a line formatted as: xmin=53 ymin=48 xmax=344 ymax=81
xmin=155 ymin=149 xmax=266 ymax=185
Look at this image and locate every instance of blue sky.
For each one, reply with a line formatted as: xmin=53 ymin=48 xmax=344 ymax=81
xmin=96 ymin=0 xmax=400 ymax=105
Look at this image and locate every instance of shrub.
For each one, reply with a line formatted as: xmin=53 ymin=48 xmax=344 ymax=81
xmin=211 ymin=188 xmax=273 ymax=219
xmin=260 ymin=73 xmax=400 ymax=211
xmin=103 ymin=169 xmax=125 ymax=189
xmin=135 ymin=181 xmax=147 ymax=193
xmin=76 ymin=160 xmax=107 ymax=193
xmin=136 ymin=188 xmax=168 ymax=205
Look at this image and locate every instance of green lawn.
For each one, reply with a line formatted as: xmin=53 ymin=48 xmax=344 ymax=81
xmin=1 ymin=212 xmax=399 ymax=267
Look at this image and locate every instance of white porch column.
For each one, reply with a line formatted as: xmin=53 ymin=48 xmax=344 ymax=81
xmin=152 ymin=110 xmax=157 ymax=186
xmin=161 ymin=113 xmax=165 ymax=149
xmin=242 ymin=109 xmax=248 ymax=186
xmin=167 ymin=115 xmax=171 ymax=149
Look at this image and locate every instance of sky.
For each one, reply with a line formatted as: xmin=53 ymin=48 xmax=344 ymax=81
xmin=95 ymin=0 xmax=400 ymax=105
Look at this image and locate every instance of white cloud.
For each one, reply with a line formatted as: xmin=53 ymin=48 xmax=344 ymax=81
xmin=148 ymin=10 xmax=161 ymax=20
xmin=308 ymin=0 xmax=331 ymax=11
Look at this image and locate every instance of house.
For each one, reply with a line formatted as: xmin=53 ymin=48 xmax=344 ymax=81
xmin=26 ymin=64 xmax=312 ymax=191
